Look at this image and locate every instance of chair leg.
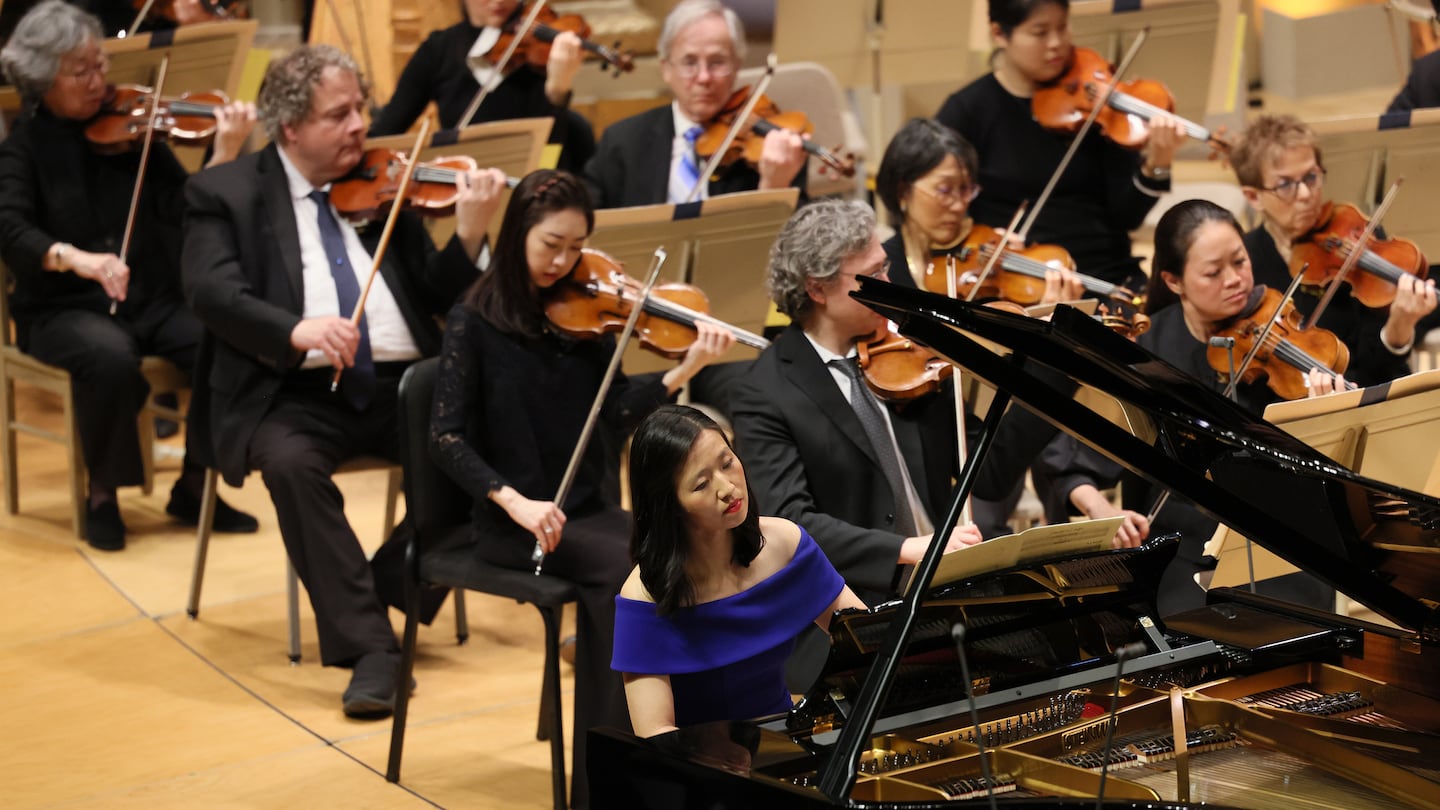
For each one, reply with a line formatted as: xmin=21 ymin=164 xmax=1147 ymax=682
xmin=185 ymin=469 xmax=220 ymax=619
xmin=137 ymin=398 xmax=156 ymax=497
xmin=537 ymin=604 xmax=568 ymax=810
xmin=382 ymin=466 xmax=401 ymax=541
xmin=62 ymin=378 xmax=86 ymax=540
xmin=453 ymin=590 xmax=469 ymax=645
xmin=286 ymin=562 xmax=302 ymax=665
xmin=0 ymin=371 xmax=18 ymax=516
xmin=386 ymin=553 xmax=425 ymax=782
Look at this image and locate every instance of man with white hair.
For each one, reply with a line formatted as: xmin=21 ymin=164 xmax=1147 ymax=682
xmin=582 ymin=0 xmax=807 ymax=208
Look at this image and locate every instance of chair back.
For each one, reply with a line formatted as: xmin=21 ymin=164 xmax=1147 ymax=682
xmin=397 ymin=357 xmax=472 ymax=539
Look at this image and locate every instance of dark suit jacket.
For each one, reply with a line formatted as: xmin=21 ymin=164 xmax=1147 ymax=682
xmin=581 ymin=104 xmax=806 ymax=209
xmin=181 ymin=144 xmax=479 ymax=484
xmin=731 ymin=324 xmax=958 ymax=601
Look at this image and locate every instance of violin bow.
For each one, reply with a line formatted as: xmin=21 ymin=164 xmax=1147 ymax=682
xmin=532 ymin=246 xmax=668 ymax=574
xmin=459 ymin=0 xmax=550 ymax=128
xmin=329 ymin=118 xmax=430 ymax=393
xmin=1015 ymin=28 xmax=1150 ymax=244
xmin=943 ymin=255 xmax=973 ymax=526
xmin=125 ymin=0 xmax=157 ymax=37
xmin=965 ymin=202 xmax=1028 ymax=303
xmin=1304 ymin=178 xmax=1405 ymax=330
xmin=685 ymin=53 xmax=778 ymax=204
xmin=114 ymin=54 xmax=171 ymax=317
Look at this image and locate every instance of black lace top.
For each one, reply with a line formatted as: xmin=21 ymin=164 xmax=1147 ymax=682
xmin=430 ymin=302 xmax=670 ymax=527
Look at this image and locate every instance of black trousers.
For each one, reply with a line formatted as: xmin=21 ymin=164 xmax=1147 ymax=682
xmin=478 ymin=505 xmax=633 ymax=810
xmin=23 ymin=298 xmax=201 ymax=490
xmin=246 ymin=369 xmax=406 ymax=668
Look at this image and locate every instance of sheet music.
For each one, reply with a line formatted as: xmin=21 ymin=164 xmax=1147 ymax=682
xmin=902 ymin=516 xmax=1123 ymax=594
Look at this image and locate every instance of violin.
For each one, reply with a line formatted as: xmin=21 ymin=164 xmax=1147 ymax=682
xmin=918 ymin=224 xmax=1142 ymax=307
xmin=1097 ymin=303 xmax=1150 ymax=339
xmin=544 ymin=249 xmax=768 ymax=358
xmin=695 ymin=86 xmax=856 ymax=179
xmin=478 ymin=3 xmax=635 ymax=77
xmin=84 ymin=84 xmax=227 ymax=154
xmin=1207 ymin=286 xmax=1351 ymax=401
xmin=130 ymin=0 xmax=247 ymax=26
xmin=329 ymin=148 xmax=518 ymax=222
xmin=1032 ymin=46 xmax=1228 ymax=152
xmin=856 ymin=326 xmax=953 ymax=402
xmin=1289 ymin=201 xmax=1429 ymax=308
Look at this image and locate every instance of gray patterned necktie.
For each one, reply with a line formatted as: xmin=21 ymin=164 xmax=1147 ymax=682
xmin=831 ymin=356 xmax=917 ymax=536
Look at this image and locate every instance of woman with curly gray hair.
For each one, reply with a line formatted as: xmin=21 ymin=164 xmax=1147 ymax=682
xmin=0 ymin=0 xmax=258 ymax=551
xmin=731 ymin=199 xmax=983 ymax=691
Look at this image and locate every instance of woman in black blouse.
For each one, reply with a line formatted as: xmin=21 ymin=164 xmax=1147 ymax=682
xmin=935 ymin=0 xmax=1184 ymax=293
xmin=369 ymin=0 xmax=594 ymax=171
xmin=429 ymin=169 xmax=731 ymax=809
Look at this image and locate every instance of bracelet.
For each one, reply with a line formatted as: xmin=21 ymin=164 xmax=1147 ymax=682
xmin=49 ymin=242 xmax=72 ymax=272
xmin=1140 ymin=163 xmax=1171 ymax=182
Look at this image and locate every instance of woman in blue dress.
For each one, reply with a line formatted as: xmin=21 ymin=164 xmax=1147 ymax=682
xmin=613 ymin=404 xmax=865 ymax=737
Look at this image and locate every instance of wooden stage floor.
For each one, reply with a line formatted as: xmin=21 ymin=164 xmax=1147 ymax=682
xmin=1 ymin=385 xmax=571 ymax=809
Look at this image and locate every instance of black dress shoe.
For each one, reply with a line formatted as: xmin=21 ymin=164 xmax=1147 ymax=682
xmin=86 ymin=501 xmax=126 ymax=551
xmin=343 ymin=651 xmax=405 ymax=719
xmin=153 ymin=393 xmax=180 ymax=439
xmin=165 ymin=485 xmax=260 ymax=533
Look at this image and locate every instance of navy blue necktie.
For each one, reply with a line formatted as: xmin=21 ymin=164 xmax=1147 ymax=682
xmin=308 ymin=189 xmax=375 ymax=410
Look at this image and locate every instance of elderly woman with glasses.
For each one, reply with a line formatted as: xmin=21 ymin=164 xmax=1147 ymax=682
xmin=581 ymin=0 xmax=807 ymax=209
xmin=1230 ymin=113 xmax=1435 ymax=387
xmin=0 ymin=0 xmax=257 ymax=551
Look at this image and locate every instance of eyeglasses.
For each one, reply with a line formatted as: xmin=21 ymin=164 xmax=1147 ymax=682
xmin=836 ymin=261 xmax=891 ymax=282
xmin=667 ymin=57 xmax=737 ymax=79
xmin=915 ymin=182 xmax=982 ymax=207
xmin=58 ymin=54 xmax=108 ymax=82
xmin=1259 ymin=169 xmax=1325 ymax=202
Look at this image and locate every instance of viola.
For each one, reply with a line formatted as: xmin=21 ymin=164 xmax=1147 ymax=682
xmin=544 ymin=249 xmax=769 ymax=359
xmin=1289 ymin=201 xmax=1429 ymax=309
xmin=695 ymin=86 xmax=856 ymax=179
xmin=1032 ymin=46 xmax=1228 ymax=153
xmin=329 ymin=148 xmax=518 ymax=222
xmin=478 ymin=3 xmax=635 ymax=76
xmin=1207 ymin=286 xmax=1351 ymax=401
xmin=84 ymin=84 xmax=227 ymax=154
xmin=919 ymin=224 xmax=1142 ymax=307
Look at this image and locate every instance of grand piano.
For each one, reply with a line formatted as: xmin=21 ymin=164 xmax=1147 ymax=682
xmin=589 ymin=281 xmax=1440 ymax=809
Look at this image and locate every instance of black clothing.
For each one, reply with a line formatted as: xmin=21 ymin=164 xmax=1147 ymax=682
xmin=183 ymin=143 xmax=479 ymax=672
xmin=430 ymin=303 xmax=667 ymax=809
xmin=936 ymin=74 xmax=1166 ymax=291
xmin=0 ymin=1 xmax=175 ymax=42
xmin=1244 ymin=226 xmax=1412 ymax=387
xmin=581 ymin=104 xmax=807 ymax=209
xmin=367 ymin=20 xmax=593 ymax=172
xmin=881 ymin=232 xmax=919 ymax=290
xmin=0 ymin=106 xmax=199 ymax=488
xmin=1388 ymin=49 xmax=1440 ymax=113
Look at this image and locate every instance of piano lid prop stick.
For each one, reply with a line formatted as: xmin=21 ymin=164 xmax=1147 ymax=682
xmin=330 ymin=118 xmax=430 ymax=393
xmin=115 ymin=54 xmax=171 ymax=316
xmin=1304 ymin=178 xmax=1404 ymax=331
xmin=951 ymin=624 xmax=999 ymax=810
xmin=1170 ymin=686 xmax=1190 ymax=802
xmin=1095 ymin=641 xmax=1146 ymax=810
xmin=532 ymin=247 xmax=668 ymax=574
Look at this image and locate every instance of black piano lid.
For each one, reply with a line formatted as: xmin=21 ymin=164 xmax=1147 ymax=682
xmin=851 ymin=277 xmax=1440 ymax=642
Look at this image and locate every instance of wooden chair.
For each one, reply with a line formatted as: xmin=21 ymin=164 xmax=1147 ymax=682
xmin=0 ymin=267 xmax=188 ymax=539
xmin=386 ymin=357 xmax=576 ymax=810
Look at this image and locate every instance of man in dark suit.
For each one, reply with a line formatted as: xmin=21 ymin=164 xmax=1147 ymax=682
xmin=731 ymin=200 xmax=983 ymax=688
xmin=182 ymin=44 xmax=506 ymax=718
xmin=581 ymin=0 xmax=807 ymax=208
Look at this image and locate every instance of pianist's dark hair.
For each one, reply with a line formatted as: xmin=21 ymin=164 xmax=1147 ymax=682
xmin=628 ymin=405 xmax=764 ymax=617
xmin=1144 ymin=198 xmax=1246 ymax=315
xmin=990 ymin=0 xmax=1069 ymax=36
xmin=461 ymin=169 xmax=594 ymax=338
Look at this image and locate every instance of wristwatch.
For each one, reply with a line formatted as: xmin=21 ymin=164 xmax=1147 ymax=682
xmin=1141 ymin=163 xmax=1172 ymax=182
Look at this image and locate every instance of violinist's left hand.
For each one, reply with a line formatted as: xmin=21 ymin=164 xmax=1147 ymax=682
xmin=663 ymin=321 xmax=735 ymax=394
xmin=1381 ymin=274 xmax=1438 ymax=352
xmin=172 ymin=0 xmax=211 ymax=25
xmin=544 ymin=31 xmax=584 ymax=105
xmin=1305 ymin=367 xmax=1348 ymax=397
xmin=756 ymin=128 xmax=806 ymax=191
xmin=1040 ymin=267 xmax=1084 ymax=304
xmin=1141 ymin=112 xmax=1185 ymax=177
xmin=206 ymin=101 xmax=257 ymax=168
xmin=454 ymin=167 xmax=510 ymax=262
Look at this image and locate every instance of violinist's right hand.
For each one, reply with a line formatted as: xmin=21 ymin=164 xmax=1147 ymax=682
xmin=67 ymin=249 xmax=130 ymax=304
xmin=491 ymin=485 xmax=568 ymax=551
xmin=898 ymin=523 xmax=983 ymax=565
xmin=291 ymin=316 xmax=359 ymax=369
xmin=756 ymin=128 xmax=806 ymax=191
